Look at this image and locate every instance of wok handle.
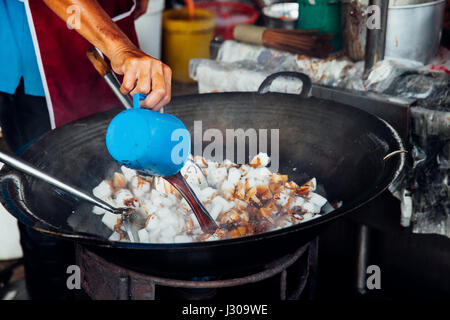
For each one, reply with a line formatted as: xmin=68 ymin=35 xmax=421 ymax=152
xmin=0 ymin=167 xmax=108 ymax=242
xmin=0 ymin=167 xmax=49 ymax=228
xmin=257 ymin=72 xmax=312 ymax=97
xmin=86 ymin=48 xmax=133 ymax=109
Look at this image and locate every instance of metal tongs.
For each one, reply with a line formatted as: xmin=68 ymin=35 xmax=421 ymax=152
xmin=0 ymin=150 xmax=140 ymax=241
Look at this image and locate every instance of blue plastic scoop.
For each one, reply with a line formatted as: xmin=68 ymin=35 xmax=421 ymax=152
xmin=106 ymin=93 xmax=191 ymax=176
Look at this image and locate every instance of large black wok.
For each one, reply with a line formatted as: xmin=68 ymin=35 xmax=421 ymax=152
xmin=0 ymin=79 xmax=405 ymax=277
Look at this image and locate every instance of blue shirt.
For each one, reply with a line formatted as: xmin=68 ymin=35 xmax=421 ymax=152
xmin=0 ymin=0 xmax=45 ymax=96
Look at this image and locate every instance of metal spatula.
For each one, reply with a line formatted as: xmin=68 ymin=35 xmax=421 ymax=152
xmin=0 ymin=150 xmax=138 ymax=241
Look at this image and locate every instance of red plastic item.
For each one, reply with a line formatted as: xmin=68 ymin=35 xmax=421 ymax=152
xmin=430 ymin=65 xmax=450 ymax=74
xmin=195 ymin=1 xmax=258 ymax=40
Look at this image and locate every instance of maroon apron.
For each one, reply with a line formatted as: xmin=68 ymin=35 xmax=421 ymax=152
xmin=25 ymin=0 xmax=138 ymax=128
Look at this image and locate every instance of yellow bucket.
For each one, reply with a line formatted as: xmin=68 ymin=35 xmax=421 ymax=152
xmin=162 ymin=9 xmax=215 ymax=83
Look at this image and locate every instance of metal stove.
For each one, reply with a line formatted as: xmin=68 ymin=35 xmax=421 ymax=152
xmin=76 ymin=239 xmax=318 ymax=300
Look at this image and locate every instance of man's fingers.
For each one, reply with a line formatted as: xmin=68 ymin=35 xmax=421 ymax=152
xmin=118 ymin=54 xmax=172 ymax=109
xmin=141 ymin=62 xmax=167 ymax=109
xmin=142 ymin=73 xmax=165 ymax=109
xmin=152 ymin=66 xmax=172 ymax=111
xmin=120 ymin=66 xmax=138 ymax=95
xmin=131 ymin=67 xmax=151 ymax=96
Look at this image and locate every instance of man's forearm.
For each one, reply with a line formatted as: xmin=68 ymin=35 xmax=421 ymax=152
xmin=43 ymin=0 xmax=136 ymax=59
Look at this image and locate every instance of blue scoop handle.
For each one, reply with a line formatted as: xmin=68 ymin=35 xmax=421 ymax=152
xmin=133 ymin=93 xmax=164 ymax=111
xmin=133 ymin=93 xmax=145 ymax=109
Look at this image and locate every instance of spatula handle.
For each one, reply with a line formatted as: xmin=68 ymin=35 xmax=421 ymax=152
xmin=86 ymin=48 xmax=133 ymax=109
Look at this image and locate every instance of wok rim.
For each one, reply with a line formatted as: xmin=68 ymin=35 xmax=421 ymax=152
xmin=0 ymin=92 xmax=406 ymax=250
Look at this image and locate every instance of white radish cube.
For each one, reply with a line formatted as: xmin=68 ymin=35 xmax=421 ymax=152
xmin=308 ymin=192 xmax=327 ymax=208
xmin=145 ymin=214 xmax=160 ymax=231
xmin=108 ymin=232 xmax=121 ymax=241
xmin=181 ymin=163 xmax=208 ymax=189
xmin=250 ymin=152 xmax=270 ymax=168
xmin=206 ymin=166 xmax=227 ymax=188
xmin=102 ymin=212 xmax=120 ymax=231
xmin=121 ymin=166 xmax=137 ymax=182
xmin=290 ymin=197 xmax=305 ymax=210
xmin=220 ymin=180 xmax=235 ymax=200
xmin=130 ymin=176 xmax=151 ymax=198
xmin=193 ymin=155 xmax=208 ymax=168
xmin=227 ymin=168 xmax=242 ymax=185
xmin=137 ymin=228 xmax=149 ymax=243
xmin=198 ymin=187 xmax=217 ymax=203
xmin=93 ymin=180 xmax=113 ymax=200
xmin=160 ymin=225 xmax=177 ymax=239
xmin=276 ymin=190 xmax=291 ymax=206
xmin=302 ymin=201 xmax=321 ymax=214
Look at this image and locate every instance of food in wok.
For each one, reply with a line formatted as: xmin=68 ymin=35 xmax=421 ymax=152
xmin=92 ymin=153 xmax=336 ymax=243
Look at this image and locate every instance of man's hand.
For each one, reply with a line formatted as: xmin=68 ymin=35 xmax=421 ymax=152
xmin=43 ymin=0 xmax=172 ymax=110
xmin=111 ymin=47 xmax=171 ymax=111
